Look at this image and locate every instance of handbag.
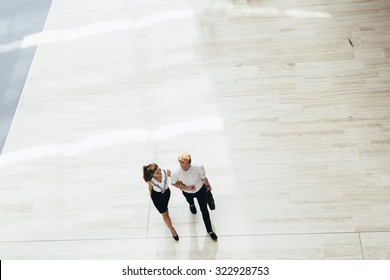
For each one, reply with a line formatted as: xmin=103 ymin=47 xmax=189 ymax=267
xmin=206 ymin=190 xmax=215 ymax=210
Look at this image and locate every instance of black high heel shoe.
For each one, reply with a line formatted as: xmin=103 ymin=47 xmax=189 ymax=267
xmin=209 ymin=231 xmax=217 ymax=240
xmin=172 ymin=228 xmax=179 ymax=241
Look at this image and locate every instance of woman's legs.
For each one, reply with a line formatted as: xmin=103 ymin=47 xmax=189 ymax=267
xmin=162 ymin=210 xmax=177 ymax=236
xmin=152 ymin=189 xmax=178 ymax=239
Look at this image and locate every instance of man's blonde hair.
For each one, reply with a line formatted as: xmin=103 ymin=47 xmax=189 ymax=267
xmin=178 ymin=153 xmax=191 ymax=163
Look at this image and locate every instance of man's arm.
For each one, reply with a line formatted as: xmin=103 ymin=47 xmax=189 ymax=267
xmin=172 ymin=181 xmax=195 ymax=191
xmin=199 ymin=164 xmax=211 ymax=190
xmin=202 ymin=177 xmax=212 ymax=190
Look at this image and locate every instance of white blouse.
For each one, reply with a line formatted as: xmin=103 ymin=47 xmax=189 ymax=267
xmin=151 ymin=169 xmax=169 ymax=193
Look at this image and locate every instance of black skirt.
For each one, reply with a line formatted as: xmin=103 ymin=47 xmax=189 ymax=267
xmin=151 ymin=188 xmax=171 ymax=213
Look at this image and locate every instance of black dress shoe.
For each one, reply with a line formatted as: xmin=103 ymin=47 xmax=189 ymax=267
xmin=209 ymin=232 xmax=218 ymax=240
xmin=189 ymin=204 xmax=197 ymax=214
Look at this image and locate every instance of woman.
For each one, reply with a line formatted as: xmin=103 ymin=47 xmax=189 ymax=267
xmin=143 ymin=163 xmax=179 ymax=241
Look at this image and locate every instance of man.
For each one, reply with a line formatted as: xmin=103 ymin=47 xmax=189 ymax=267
xmin=171 ymin=153 xmax=218 ymax=240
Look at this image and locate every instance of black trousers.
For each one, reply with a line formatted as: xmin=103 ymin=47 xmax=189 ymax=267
xmin=182 ymin=185 xmax=213 ymax=232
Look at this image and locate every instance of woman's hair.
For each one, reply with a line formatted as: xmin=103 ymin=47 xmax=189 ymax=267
xmin=143 ymin=163 xmax=158 ymax=182
xmin=178 ymin=153 xmax=191 ymax=163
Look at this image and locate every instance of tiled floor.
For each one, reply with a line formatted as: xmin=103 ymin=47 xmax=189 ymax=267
xmin=1 ymin=0 xmax=390 ymax=259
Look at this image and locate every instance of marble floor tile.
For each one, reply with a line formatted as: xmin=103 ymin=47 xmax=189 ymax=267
xmin=361 ymin=232 xmax=390 ymax=260
xmin=0 ymin=233 xmax=363 ymax=260
xmin=1 ymin=0 xmax=390 ymax=259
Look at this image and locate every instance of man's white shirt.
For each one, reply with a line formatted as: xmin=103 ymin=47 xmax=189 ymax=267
xmin=170 ymin=163 xmax=206 ymax=193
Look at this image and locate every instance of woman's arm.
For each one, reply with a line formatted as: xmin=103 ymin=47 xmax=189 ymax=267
xmin=147 ymin=182 xmax=153 ymax=196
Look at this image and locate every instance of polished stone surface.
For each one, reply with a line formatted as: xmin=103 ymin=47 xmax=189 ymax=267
xmin=0 ymin=0 xmax=53 ymax=153
xmin=1 ymin=0 xmax=390 ymax=259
